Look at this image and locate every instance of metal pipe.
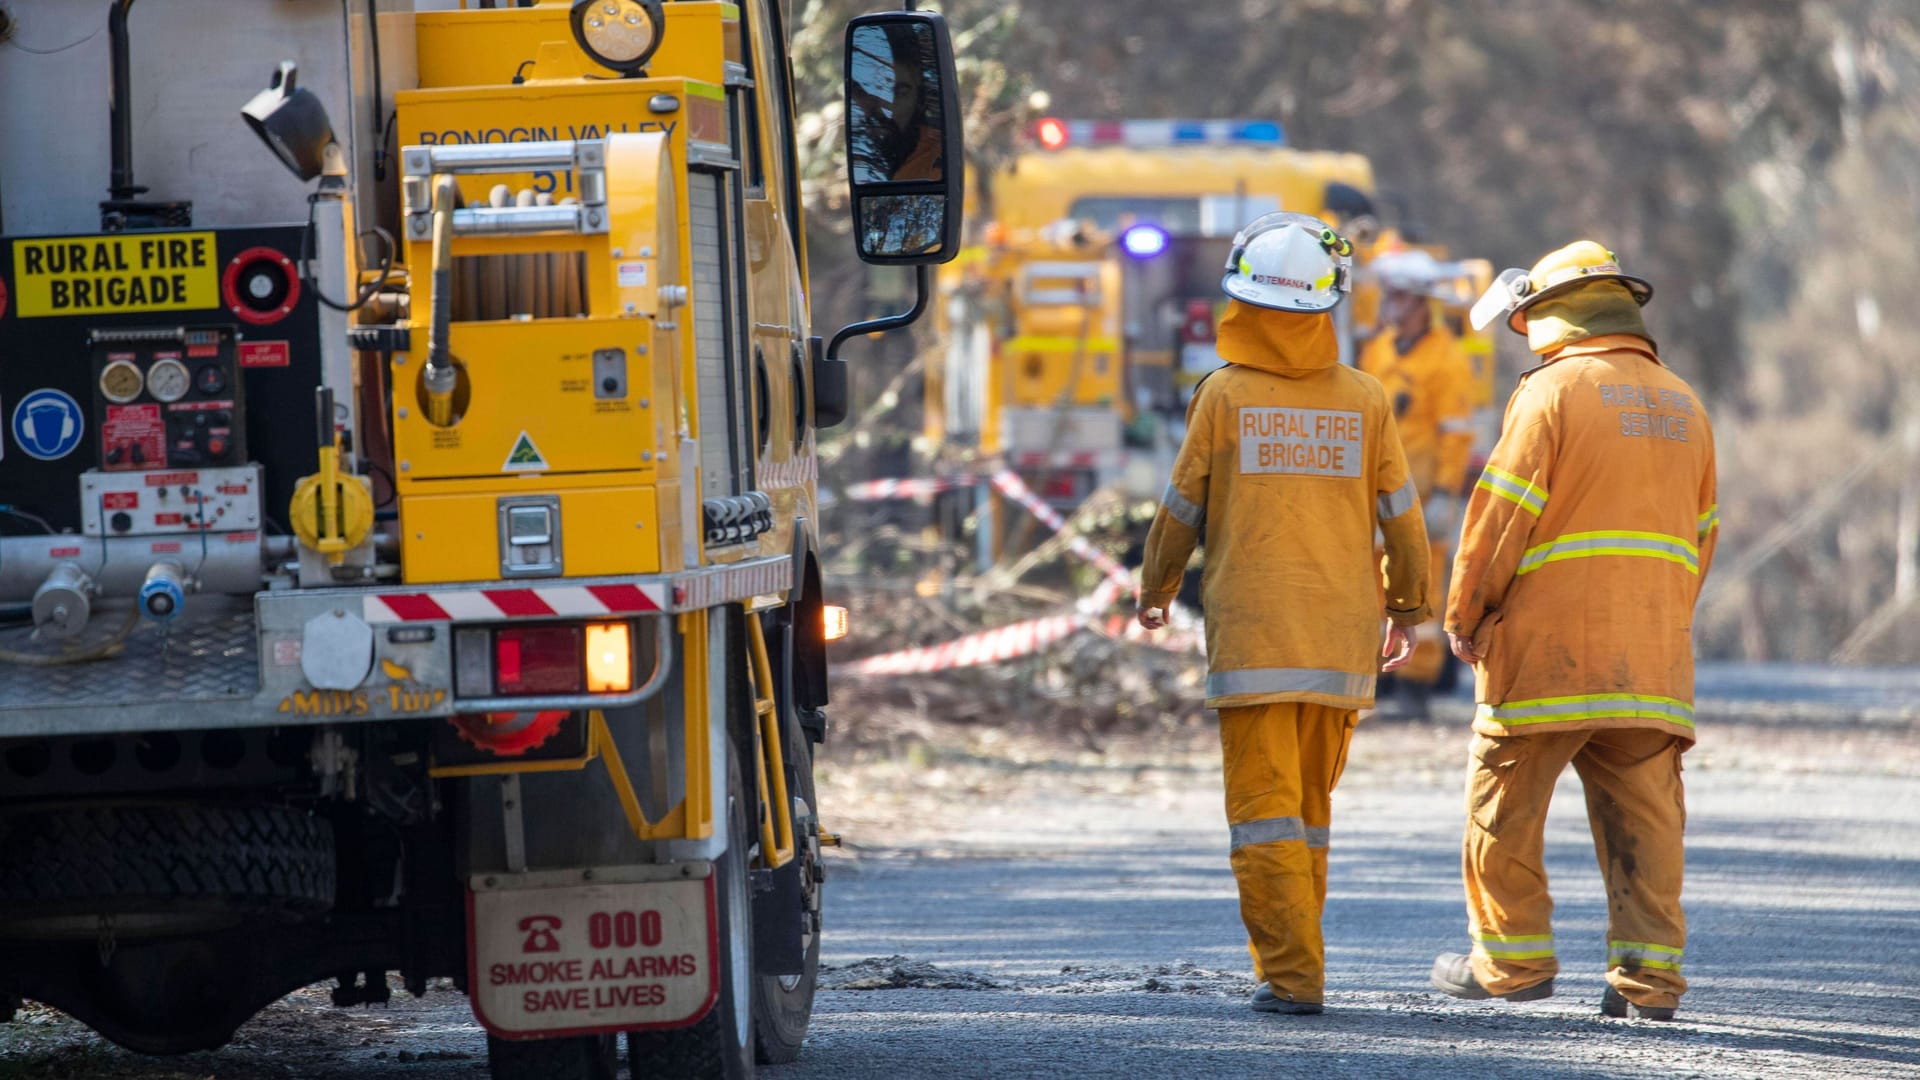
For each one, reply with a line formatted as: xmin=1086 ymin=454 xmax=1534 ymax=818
xmin=107 ymin=0 xmax=141 ymax=201
xmin=452 ymin=205 xmax=589 ymax=236
xmin=416 ymin=141 xmax=584 ymax=174
xmin=423 ymin=175 xmax=460 ymax=426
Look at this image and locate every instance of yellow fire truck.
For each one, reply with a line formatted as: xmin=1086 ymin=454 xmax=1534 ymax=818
xmin=0 ymin=2 xmax=961 ymax=1076
xmin=929 ymin=119 xmax=1375 ymax=522
xmin=927 ymin=120 xmax=1497 ymax=563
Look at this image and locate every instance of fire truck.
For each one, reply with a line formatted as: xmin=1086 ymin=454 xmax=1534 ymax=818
xmin=0 ymin=2 xmax=962 ymax=1076
xmin=928 ymin=119 xmax=1496 ymax=562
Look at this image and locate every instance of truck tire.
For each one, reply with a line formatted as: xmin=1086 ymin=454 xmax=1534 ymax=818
xmin=0 ymin=803 xmax=334 ymax=940
xmin=751 ymin=714 xmax=820 ymax=1065
xmin=487 ymin=1034 xmax=617 ymax=1080
xmin=625 ymin=743 xmax=754 ymax=1080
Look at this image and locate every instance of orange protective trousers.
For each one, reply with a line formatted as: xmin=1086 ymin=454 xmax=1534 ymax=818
xmin=1218 ymin=702 xmax=1358 ymax=1004
xmin=1463 ymin=728 xmax=1689 ymax=1009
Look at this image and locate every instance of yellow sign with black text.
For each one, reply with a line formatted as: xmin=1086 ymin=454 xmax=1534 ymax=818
xmin=11 ymin=231 xmax=218 ymax=317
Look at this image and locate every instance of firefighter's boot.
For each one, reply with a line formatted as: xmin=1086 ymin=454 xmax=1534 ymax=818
xmin=1430 ymin=953 xmax=1554 ymax=1002
xmin=1601 ymin=986 xmax=1677 ymax=1021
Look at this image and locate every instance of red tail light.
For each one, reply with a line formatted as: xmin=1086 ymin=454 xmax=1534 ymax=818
xmin=1182 ymin=300 xmax=1216 ymax=345
xmin=495 ymin=626 xmax=584 ymax=695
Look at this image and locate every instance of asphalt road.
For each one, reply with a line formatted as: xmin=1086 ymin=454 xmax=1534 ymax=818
xmin=774 ymin=708 xmax=1920 ymax=1080
xmin=2 ymin=688 xmax=1915 ymax=1080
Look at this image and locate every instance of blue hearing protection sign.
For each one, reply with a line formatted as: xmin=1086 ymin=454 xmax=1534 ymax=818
xmin=12 ymin=389 xmax=85 ymax=461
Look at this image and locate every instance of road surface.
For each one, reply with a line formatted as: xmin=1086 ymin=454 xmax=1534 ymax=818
xmin=2 ymin=678 xmax=1915 ymax=1079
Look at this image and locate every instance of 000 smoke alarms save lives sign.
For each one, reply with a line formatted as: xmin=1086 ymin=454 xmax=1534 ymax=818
xmin=470 ymin=879 xmax=716 ymax=1036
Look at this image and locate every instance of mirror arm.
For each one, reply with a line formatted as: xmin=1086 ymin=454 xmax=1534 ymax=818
xmin=826 ymin=264 xmax=931 ymax=361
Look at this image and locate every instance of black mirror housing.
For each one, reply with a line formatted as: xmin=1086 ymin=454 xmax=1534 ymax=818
xmin=842 ymin=12 xmax=965 ymax=265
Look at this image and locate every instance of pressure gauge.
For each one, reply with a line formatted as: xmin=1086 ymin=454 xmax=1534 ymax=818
xmin=146 ymin=358 xmax=190 ymax=403
xmin=194 ymin=363 xmax=227 ymax=396
xmin=99 ymin=360 xmax=145 ymax=403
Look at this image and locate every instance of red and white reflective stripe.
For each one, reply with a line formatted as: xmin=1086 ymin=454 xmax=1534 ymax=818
xmin=364 ymin=584 xmax=667 ymax=624
xmin=673 ymin=558 xmax=793 ymax=611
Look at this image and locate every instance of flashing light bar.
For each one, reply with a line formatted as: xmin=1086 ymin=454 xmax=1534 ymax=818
xmin=1119 ymin=223 xmax=1170 ymax=259
xmin=1034 ymin=118 xmax=1285 ymax=150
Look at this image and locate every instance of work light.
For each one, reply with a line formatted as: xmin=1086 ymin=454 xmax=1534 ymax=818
xmin=240 ymin=61 xmax=339 ymax=182
xmin=570 ymin=0 xmax=666 ymax=75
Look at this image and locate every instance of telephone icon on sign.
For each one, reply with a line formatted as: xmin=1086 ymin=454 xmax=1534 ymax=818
xmin=519 ymin=915 xmax=562 ymax=954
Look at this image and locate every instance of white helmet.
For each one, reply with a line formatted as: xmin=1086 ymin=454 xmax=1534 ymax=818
xmin=1221 ymin=211 xmax=1354 ymax=313
xmin=1369 ymin=249 xmax=1477 ymax=304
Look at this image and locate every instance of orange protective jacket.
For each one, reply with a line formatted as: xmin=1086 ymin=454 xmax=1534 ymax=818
xmin=1359 ymin=325 xmax=1476 ymax=500
xmin=1445 ymin=334 xmax=1717 ymax=742
xmin=1140 ymin=302 xmax=1431 ymax=711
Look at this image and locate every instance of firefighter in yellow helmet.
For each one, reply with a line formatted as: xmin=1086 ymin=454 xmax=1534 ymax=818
xmin=1137 ymin=212 xmax=1432 ymax=1014
xmin=1429 ymin=241 xmax=1718 ymax=1021
xmin=1358 ymin=250 xmax=1479 ymax=720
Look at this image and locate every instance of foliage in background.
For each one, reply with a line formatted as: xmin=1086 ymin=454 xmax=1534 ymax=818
xmin=791 ymin=0 xmax=1920 ymax=664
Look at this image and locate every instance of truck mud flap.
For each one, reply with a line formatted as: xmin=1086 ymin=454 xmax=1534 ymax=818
xmin=468 ymin=874 xmax=716 ymax=1039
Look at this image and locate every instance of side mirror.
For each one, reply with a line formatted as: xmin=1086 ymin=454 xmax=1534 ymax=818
xmin=843 ymin=12 xmax=964 ymax=265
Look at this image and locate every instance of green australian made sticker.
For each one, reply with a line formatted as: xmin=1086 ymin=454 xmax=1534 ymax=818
xmin=503 ymin=431 xmax=548 ymax=472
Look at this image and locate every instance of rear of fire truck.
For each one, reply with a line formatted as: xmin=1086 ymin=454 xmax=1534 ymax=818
xmin=928 ymin=118 xmax=1377 ymax=557
xmin=0 ymin=2 xmax=963 ymax=1077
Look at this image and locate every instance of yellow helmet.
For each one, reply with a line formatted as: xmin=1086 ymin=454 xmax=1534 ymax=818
xmin=1469 ymin=240 xmax=1653 ymax=334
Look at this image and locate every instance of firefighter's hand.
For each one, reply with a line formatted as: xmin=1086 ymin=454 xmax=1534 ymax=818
xmin=1137 ymin=605 xmax=1168 ymax=631
xmin=1381 ymin=623 xmax=1416 ymax=672
xmin=1449 ymin=631 xmax=1483 ymax=665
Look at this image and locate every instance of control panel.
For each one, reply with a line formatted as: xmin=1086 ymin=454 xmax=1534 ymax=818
xmin=79 ymin=465 xmax=262 ymax=538
xmin=91 ymin=327 xmax=247 ymax=471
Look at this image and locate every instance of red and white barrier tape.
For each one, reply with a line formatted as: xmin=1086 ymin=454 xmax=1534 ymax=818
xmin=840 ymin=611 xmax=1087 ymax=675
xmin=846 ymin=475 xmax=980 ymax=502
xmin=990 ymin=470 xmax=1135 ymax=592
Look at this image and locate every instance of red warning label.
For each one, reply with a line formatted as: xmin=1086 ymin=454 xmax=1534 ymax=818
xmin=238 ymin=340 xmax=290 ymax=368
xmin=101 ymin=491 xmax=138 ymax=510
xmin=469 ymin=879 xmax=716 ymax=1038
xmin=101 ymin=404 xmax=165 ymax=472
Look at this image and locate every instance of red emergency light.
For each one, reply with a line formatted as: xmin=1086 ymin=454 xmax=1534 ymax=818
xmin=1036 ymin=117 xmax=1070 ymax=150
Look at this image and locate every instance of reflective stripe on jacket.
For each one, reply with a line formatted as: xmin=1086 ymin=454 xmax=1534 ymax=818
xmin=1140 ymin=301 xmax=1431 ymax=711
xmin=1445 ymin=334 xmax=1717 ymax=742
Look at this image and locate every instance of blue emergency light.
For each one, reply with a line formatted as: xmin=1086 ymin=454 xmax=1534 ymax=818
xmin=1036 ymin=119 xmax=1287 ymax=149
xmin=1119 ymin=223 xmax=1170 ymax=259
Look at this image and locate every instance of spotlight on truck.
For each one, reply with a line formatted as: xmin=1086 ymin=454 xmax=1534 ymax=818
xmin=240 ymin=61 xmax=340 ymax=182
xmin=570 ymin=0 xmax=666 ymax=76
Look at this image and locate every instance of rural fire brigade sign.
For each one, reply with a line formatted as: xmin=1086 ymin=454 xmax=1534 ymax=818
xmin=1239 ymin=407 xmax=1364 ymax=478
xmin=10 ymin=231 xmax=218 ymax=317
xmin=470 ymin=878 xmax=716 ymax=1037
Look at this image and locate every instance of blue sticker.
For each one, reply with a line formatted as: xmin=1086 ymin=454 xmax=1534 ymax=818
xmin=12 ymin=389 xmax=85 ymax=461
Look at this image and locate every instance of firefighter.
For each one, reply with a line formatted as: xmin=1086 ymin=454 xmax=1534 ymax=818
xmin=1430 ymin=241 xmax=1717 ymax=1021
xmin=1358 ymin=250 xmax=1478 ymax=721
xmin=1136 ymin=212 xmax=1432 ymax=1015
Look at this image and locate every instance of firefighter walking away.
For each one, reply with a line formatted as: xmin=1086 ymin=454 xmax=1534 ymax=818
xmin=1136 ymin=212 xmax=1431 ymax=1014
xmin=1430 ymin=241 xmax=1718 ymax=1021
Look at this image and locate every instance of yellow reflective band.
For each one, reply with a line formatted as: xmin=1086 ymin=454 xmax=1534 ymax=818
xmin=1698 ymin=505 xmax=1719 ymax=540
xmin=1516 ymin=530 xmax=1699 ymax=575
xmin=1004 ymin=335 xmax=1121 ymax=355
xmin=1478 ymin=694 xmax=1695 ymax=729
xmin=1473 ymin=931 xmax=1555 ymax=960
xmin=1476 ymin=466 xmax=1548 ymax=516
xmin=1609 ymin=940 xmax=1684 ymax=971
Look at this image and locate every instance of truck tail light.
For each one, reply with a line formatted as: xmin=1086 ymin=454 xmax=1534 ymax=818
xmin=495 ymin=625 xmax=583 ymax=695
xmin=584 ymin=622 xmax=632 ymax=692
xmin=823 ymin=605 xmax=850 ymax=643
